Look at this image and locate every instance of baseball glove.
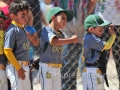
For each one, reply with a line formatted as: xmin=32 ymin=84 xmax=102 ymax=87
xmin=31 ymin=58 xmax=40 ymax=70
xmin=98 ymin=51 xmax=109 ymax=87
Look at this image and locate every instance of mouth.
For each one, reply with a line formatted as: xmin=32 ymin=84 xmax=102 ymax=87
xmin=63 ymin=24 xmax=66 ymax=26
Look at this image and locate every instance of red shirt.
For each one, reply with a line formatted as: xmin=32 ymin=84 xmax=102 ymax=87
xmin=0 ymin=0 xmax=12 ymax=30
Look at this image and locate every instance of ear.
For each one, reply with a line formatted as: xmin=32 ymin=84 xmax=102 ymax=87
xmin=10 ymin=14 xmax=16 ymax=20
xmin=88 ymin=27 xmax=93 ymax=33
xmin=51 ymin=15 xmax=55 ymax=21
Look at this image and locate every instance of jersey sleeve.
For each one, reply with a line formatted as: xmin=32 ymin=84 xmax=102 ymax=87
xmin=102 ymin=34 xmax=116 ymax=50
xmin=4 ymin=28 xmax=16 ymax=49
xmin=41 ymin=27 xmax=57 ymax=44
xmin=4 ymin=49 xmax=21 ymax=70
xmin=89 ymin=34 xmax=105 ymax=51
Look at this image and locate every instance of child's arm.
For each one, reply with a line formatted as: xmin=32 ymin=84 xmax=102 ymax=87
xmin=26 ymin=9 xmax=33 ymax=26
xmin=102 ymin=34 xmax=116 ymax=50
xmin=4 ymin=48 xmax=26 ymax=80
xmin=102 ymin=25 xmax=116 ymax=50
xmin=4 ymin=48 xmax=21 ymax=70
xmin=26 ymin=31 xmax=40 ymax=47
xmin=87 ymin=0 xmax=97 ymax=15
xmin=50 ymin=34 xmax=78 ymax=46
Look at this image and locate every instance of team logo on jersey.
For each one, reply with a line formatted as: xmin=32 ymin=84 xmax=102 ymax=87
xmin=23 ymin=42 xmax=29 ymax=50
xmin=52 ymin=45 xmax=63 ymax=52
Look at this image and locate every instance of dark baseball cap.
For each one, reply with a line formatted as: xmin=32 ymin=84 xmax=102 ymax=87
xmin=84 ymin=14 xmax=111 ymax=30
xmin=46 ymin=7 xmax=74 ymax=23
xmin=0 ymin=10 xmax=8 ymax=20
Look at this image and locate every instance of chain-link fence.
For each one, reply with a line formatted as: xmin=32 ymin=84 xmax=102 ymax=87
xmin=27 ymin=0 xmax=120 ymax=90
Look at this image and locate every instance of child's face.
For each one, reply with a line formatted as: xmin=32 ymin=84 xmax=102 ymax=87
xmin=0 ymin=17 xmax=5 ymax=24
xmin=90 ymin=26 xmax=104 ymax=37
xmin=0 ymin=17 xmax=5 ymax=30
xmin=54 ymin=12 xmax=67 ymax=29
xmin=12 ymin=10 xmax=28 ymax=25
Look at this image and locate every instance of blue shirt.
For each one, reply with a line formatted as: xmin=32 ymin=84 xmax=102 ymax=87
xmin=40 ymin=26 xmax=64 ymax=63
xmin=83 ymin=32 xmax=105 ymax=64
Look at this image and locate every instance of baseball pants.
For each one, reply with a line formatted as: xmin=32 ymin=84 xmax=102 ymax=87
xmin=39 ymin=62 xmax=61 ymax=90
xmin=82 ymin=67 xmax=104 ymax=90
xmin=0 ymin=70 xmax=8 ymax=90
xmin=6 ymin=65 xmax=31 ymax=90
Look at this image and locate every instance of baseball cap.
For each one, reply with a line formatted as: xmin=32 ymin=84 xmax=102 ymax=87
xmin=84 ymin=14 xmax=111 ymax=30
xmin=46 ymin=7 xmax=74 ymax=23
xmin=0 ymin=10 xmax=8 ymax=20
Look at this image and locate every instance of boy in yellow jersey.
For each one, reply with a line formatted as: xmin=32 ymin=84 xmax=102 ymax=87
xmin=82 ymin=14 xmax=116 ymax=90
xmin=4 ymin=0 xmax=31 ymax=90
xmin=0 ymin=10 xmax=8 ymax=90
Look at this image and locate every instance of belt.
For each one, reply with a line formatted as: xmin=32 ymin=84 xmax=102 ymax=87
xmin=0 ymin=65 xmax=6 ymax=70
xmin=8 ymin=61 xmax=29 ymax=66
xmin=47 ymin=63 xmax=62 ymax=68
xmin=83 ymin=68 xmax=102 ymax=74
xmin=85 ymin=63 xmax=98 ymax=67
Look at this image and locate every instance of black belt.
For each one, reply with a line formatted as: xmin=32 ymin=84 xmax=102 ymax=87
xmin=85 ymin=63 xmax=98 ymax=67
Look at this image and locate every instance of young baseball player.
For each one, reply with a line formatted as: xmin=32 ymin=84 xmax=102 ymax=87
xmin=82 ymin=14 xmax=116 ymax=90
xmin=39 ymin=7 xmax=78 ymax=90
xmin=0 ymin=10 xmax=8 ymax=90
xmin=4 ymin=0 xmax=31 ymax=90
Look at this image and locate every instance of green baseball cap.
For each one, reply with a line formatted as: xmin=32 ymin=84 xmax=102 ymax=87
xmin=0 ymin=10 xmax=8 ymax=20
xmin=46 ymin=7 xmax=74 ymax=23
xmin=84 ymin=14 xmax=111 ymax=30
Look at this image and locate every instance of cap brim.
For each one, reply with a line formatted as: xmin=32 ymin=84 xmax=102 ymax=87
xmin=63 ymin=10 xmax=74 ymax=22
xmin=0 ymin=15 xmax=8 ymax=20
xmin=98 ymin=22 xmax=111 ymax=26
xmin=3 ymin=16 xmax=8 ymax=20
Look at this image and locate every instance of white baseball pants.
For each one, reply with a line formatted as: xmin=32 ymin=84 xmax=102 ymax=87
xmin=38 ymin=62 xmax=61 ymax=90
xmin=0 ymin=70 xmax=8 ymax=90
xmin=82 ymin=67 xmax=104 ymax=90
xmin=6 ymin=65 xmax=31 ymax=90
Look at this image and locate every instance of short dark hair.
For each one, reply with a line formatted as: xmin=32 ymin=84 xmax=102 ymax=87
xmin=9 ymin=0 xmax=30 ymax=15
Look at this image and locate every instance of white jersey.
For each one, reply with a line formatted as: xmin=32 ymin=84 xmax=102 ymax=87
xmin=94 ymin=0 xmax=120 ymax=25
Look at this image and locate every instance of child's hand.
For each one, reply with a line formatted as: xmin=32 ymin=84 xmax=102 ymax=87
xmin=17 ymin=67 xmax=26 ymax=80
xmin=109 ymin=24 xmax=116 ymax=35
xmin=71 ymin=34 xmax=78 ymax=43
xmin=26 ymin=31 xmax=32 ymax=39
